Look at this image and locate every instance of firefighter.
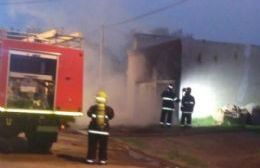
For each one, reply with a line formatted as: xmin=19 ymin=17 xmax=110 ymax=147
xmin=160 ymin=83 xmax=180 ymax=127
xmin=86 ymin=90 xmax=114 ymax=165
xmin=180 ymin=87 xmax=195 ymax=127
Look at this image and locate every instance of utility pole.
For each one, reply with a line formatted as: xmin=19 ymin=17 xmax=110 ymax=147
xmin=99 ymin=25 xmax=104 ymax=87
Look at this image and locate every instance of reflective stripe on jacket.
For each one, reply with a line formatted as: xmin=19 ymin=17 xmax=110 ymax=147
xmin=87 ymin=104 xmax=114 ymax=134
xmin=181 ymin=95 xmax=195 ymax=112
xmin=161 ymin=89 xmax=179 ymax=109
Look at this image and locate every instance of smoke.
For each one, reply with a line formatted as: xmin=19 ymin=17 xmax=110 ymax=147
xmin=5 ymin=1 xmax=143 ymax=128
xmin=81 ymin=43 xmax=128 ymax=127
xmin=5 ymin=1 xmax=187 ymax=128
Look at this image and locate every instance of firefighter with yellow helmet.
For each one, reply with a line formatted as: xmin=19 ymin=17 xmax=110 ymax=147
xmin=86 ymin=90 xmax=114 ymax=165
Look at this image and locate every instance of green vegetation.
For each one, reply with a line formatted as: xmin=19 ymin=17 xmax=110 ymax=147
xmin=118 ymin=137 xmax=207 ymax=168
xmin=166 ymin=149 xmax=207 ymax=168
xmin=192 ymin=116 xmax=218 ymax=126
xmin=119 ymin=137 xmax=147 ymax=149
xmin=221 ymin=116 xmax=246 ymax=126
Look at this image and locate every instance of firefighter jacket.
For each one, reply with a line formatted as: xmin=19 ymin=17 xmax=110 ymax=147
xmin=87 ymin=104 xmax=114 ymax=136
xmin=181 ymin=94 xmax=195 ymax=112
xmin=161 ymin=89 xmax=179 ymax=111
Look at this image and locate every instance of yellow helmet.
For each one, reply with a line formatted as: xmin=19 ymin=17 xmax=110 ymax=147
xmin=96 ymin=90 xmax=107 ymax=103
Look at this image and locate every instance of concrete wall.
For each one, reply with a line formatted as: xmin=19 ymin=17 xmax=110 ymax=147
xmin=127 ymin=51 xmax=159 ymax=126
xmin=126 ymin=35 xmax=260 ymax=126
xmin=180 ymin=38 xmax=260 ymax=119
xmin=126 ymin=40 xmax=182 ymax=126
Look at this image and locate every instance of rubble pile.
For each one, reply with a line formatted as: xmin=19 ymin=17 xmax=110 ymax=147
xmin=218 ymin=104 xmax=260 ymax=125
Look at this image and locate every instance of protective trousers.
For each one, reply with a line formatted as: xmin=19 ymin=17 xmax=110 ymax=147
xmin=181 ymin=113 xmax=192 ymax=126
xmin=87 ymin=132 xmax=108 ymax=161
xmin=160 ymin=109 xmax=173 ymax=126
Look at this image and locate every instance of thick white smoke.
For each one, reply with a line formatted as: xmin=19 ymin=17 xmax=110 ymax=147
xmin=5 ymin=1 xmax=145 ymax=128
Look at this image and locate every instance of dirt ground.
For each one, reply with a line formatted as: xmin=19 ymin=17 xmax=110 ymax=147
xmin=0 ymin=131 xmax=177 ymax=168
xmin=0 ymin=126 xmax=260 ymax=168
xmin=112 ymin=126 xmax=260 ymax=168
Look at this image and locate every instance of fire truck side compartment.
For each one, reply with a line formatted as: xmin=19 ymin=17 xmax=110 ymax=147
xmin=0 ymin=39 xmax=83 ymax=113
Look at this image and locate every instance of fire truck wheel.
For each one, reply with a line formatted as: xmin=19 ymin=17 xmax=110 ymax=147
xmin=26 ymin=132 xmax=55 ymax=153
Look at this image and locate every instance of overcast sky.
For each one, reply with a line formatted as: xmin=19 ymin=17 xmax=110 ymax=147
xmin=1 ymin=0 xmax=259 ymax=49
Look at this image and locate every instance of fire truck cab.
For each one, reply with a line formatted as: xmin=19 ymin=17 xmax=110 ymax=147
xmin=0 ymin=29 xmax=84 ymax=152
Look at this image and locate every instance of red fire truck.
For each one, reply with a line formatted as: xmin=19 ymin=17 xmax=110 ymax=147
xmin=0 ymin=29 xmax=84 ymax=152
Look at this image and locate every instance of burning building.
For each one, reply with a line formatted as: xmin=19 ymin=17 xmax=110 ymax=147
xmin=127 ymin=33 xmax=260 ymax=125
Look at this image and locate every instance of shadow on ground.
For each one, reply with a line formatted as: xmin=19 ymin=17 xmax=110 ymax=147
xmin=57 ymin=154 xmax=86 ymax=163
xmin=0 ymin=136 xmax=28 ymax=153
